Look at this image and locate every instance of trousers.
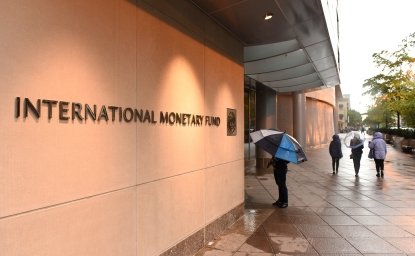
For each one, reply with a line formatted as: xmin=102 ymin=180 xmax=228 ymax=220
xmin=274 ymin=168 xmax=288 ymax=203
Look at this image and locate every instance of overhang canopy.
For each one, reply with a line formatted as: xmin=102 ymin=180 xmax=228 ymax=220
xmin=190 ymin=0 xmax=340 ymax=92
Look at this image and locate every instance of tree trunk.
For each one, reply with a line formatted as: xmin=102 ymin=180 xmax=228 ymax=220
xmin=397 ymin=111 xmax=401 ymax=129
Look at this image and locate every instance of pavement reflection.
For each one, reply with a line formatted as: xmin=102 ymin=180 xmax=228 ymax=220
xmin=196 ymin=133 xmax=415 ymax=255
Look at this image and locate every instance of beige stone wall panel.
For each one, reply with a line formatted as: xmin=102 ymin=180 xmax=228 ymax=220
xmin=204 ymin=47 xmax=244 ymax=167
xmin=0 ymin=0 xmax=137 ymax=217
xmin=137 ymin=171 xmax=205 ymax=256
xmin=0 ymin=189 xmax=136 ymax=256
xmin=205 ymin=160 xmax=245 ymax=224
xmin=134 ymin=5 xmax=206 ymax=184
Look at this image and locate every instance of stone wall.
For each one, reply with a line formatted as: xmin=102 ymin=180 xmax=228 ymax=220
xmin=0 ymin=0 xmax=245 ymax=255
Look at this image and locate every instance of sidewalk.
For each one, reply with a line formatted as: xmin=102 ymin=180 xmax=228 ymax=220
xmin=196 ymin=133 xmax=415 ymax=255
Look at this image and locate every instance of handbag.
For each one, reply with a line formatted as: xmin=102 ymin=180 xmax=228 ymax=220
xmin=368 ymin=148 xmax=374 ymax=159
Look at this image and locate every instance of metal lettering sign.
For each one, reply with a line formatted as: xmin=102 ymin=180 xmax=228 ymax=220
xmin=14 ymin=97 xmax=221 ymax=127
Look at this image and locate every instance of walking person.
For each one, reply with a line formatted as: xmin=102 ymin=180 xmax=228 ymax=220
xmin=329 ymin=134 xmax=343 ymax=174
xmin=369 ymin=132 xmax=387 ymax=177
xmin=269 ymin=157 xmax=289 ymax=208
xmin=350 ymin=134 xmax=364 ymax=177
xmin=361 ymin=126 xmax=366 ymax=135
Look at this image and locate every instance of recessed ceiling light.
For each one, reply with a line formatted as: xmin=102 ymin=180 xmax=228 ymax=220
xmin=264 ymin=12 xmax=273 ymax=20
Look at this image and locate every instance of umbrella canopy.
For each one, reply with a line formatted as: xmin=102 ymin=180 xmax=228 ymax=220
xmin=249 ymin=129 xmax=307 ymax=164
xmin=344 ymin=131 xmax=365 ymax=148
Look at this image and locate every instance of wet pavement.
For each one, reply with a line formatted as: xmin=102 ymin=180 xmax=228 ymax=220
xmin=196 ymin=133 xmax=415 ymax=255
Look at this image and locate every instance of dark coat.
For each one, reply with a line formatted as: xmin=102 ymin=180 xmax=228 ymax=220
xmin=270 ymin=157 xmax=288 ymax=170
xmin=351 ymin=137 xmax=364 ymax=155
xmin=329 ymin=134 xmax=343 ymax=158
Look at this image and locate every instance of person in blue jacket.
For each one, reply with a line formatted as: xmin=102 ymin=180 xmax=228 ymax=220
xmin=329 ymin=134 xmax=343 ymax=174
xmin=369 ymin=132 xmax=387 ymax=177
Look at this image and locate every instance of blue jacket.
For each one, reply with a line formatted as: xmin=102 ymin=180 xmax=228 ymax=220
xmin=329 ymin=134 xmax=343 ymax=158
xmin=369 ymin=132 xmax=387 ymax=159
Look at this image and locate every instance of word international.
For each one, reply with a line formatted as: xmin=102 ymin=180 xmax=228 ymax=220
xmin=15 ymin=97 xmax=220 ymax=127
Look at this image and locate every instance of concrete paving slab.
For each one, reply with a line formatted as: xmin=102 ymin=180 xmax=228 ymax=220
xmin=196 ymin=133 xmax=415 ymax=255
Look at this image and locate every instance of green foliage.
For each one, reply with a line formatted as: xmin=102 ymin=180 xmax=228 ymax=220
xmin=372 ymin=128 xmax=415 ymax=139
xmin=363 ymin=32 xmax=415 ymax=128
xmin=363 ymin=99 xmax=395 ymax=128
xmin=347 ymin=109 xmax=362 ymax=127
xmin=399 ymin=80 xmax=415 ymax=126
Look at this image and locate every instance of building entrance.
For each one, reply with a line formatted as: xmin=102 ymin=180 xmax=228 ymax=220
xmin=244 ymin=77 xmax=256 ymax=162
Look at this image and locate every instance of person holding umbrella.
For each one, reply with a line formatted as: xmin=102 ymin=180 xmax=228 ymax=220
xmin=250 ymin=129 xmax=307 ymax=209
xmin=269 ymin=157 xmax=289 ymax=208
xmin=350 ymin=133 xmax=364 ymax=177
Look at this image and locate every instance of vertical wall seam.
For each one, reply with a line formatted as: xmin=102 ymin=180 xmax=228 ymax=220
xmin=134 ymin=0 xmax=138 ymax=255
xmin=202 ymin=23 xmax=207 ymax=245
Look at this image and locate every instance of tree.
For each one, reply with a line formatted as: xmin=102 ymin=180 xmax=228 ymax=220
xmin=363 ymin=100 xmax=394 ymax=128
xmin=347 ymin=109 xmax=362 ymax=128
xmin=363 ymin=32 xmax=415 ymax=129
xmin=399 ymin=79 xmax=415 ymax=127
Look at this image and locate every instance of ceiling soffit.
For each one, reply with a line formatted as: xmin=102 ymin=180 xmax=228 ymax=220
xmin=190 ymin=0 xmax=340 ymax=92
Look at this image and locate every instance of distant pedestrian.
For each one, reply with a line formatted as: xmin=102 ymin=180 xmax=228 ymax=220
xmin=350 ymin=134 xmax=364 ymax=177
xmin=269 ymin=157 xmax=289 ymax=208
xmin=369 ymin=132 xmax=387 ymax=177
xmin=361 ymin=127 xmax=366 ymax=135
xmin=329 ymin=134 xmax=343 ymax=174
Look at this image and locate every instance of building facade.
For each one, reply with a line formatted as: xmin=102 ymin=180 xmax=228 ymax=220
xmin=0 ymin=0 xmax=340 ymax=255
xmin=338 ymin=94 xmax=351 ymax=132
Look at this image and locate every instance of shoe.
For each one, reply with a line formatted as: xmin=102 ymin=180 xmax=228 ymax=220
xmin=376 ymin=173 xmax=380 ymax=177
xmin=355 ymin=174 xmax=359 ymax=177
xmin=272 ymin=201 xmax=281 ymax=206
xmin=381 ymin=171 xmax=384 ymax=177
xmin=332 ymin=171 xmax=335 ymax=174
xmin=278 ymin=202 xmax=288 ymax=208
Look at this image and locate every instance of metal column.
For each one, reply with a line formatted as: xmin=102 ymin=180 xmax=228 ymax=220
xmin=293 ymin=91 xmax=306 ymax=149
xmin=255 ymin=84 xmax=277 ymax=168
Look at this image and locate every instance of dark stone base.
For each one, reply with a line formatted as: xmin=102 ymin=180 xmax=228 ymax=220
xmin=160 ymin=203 xmax=244 ymax=256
